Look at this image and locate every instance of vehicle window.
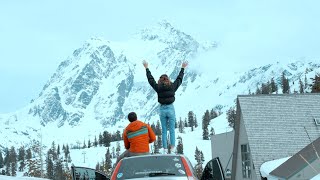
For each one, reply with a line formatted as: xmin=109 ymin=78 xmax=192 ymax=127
xmin=73 ymin=167 xmax=109 ymax=180
xmin=116 ymin=155 xmax=187 ymax=179
xmin=201 ymin=158 xmax=225 ymax=180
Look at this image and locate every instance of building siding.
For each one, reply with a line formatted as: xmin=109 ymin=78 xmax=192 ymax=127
xmin=211 ymin=130 xmax=234 ymax=178
xmin=235 ymin=94 xmax=320 ymax=179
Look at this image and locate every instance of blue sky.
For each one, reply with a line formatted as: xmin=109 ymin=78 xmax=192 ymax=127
xmin=1 ymin=0 xmax=320 ymax=113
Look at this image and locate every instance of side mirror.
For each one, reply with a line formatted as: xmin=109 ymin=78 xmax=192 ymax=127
xmin=71 ymin=166 xmax=110 ymax=180
xmin=201 ymin=157 xmax=225 ymax=180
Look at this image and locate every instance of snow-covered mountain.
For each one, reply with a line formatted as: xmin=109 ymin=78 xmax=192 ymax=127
xmin=0 ymin=21 xmax=319 ymax=152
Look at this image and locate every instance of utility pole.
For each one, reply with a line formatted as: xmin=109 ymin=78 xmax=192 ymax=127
xmin=76 ymin=141 xmax=81 ymax=150
xmin=39 ymin=128 xmax=43 ymax=178
xmin=82 ymin=151 xmax=86 ymax=163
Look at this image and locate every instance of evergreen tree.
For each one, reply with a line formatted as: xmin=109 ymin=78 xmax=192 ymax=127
xmin=28 ymin=159 xmax=41 ymax=177
xmin=115 ymin=130 xmax=122 ymax=141
xmin=46 ymin=153 xmax=54 ymax=179
xmin=111 ymin=147 xmax=116 ymax=159
xmin=305 ymin=73 xmax=308 ymax=91
xmin=210 ymin=127 xmax=215 ymax=135
xmin=310 ymin=74 xmax=320 ymax=93
xmin=151 ymin=123 xmax=156 ymax=135
xmin=194 ymin=147 xmax=201 ymax=165
xmin=67 ymin=154 xmax=72 ymax=163
xmin=157 ymin=135 xmax=162 ymax=149
xmin=54 ymin=158 xmax=64 ymax=180
xmin=261 ymin=83 xmax=269 ymax=94
xmin=194 ymin=115 xmax=198 ymax=128
xmin=270 ymin=77 xmax=278 ymax=93
xmin=18 ymin=146 xmax=25 ymax=161
xmin=188 ymin=111 xmax=195 ymax=131
xmin=116 ymin=142 xmax=120 ymax=158
xmin=178 ymin=118 xmax=184 ymax=133
xmin=210 ymin=109 xmax=218 ymax=120
xmin=5 ymin=162 xmax=10 ymax=176
xmin=19 ymin=161 xmax=25 ymax=172
xmin=155 ymin=121 xmax=162 ymax=135
xmin=94 ymin=136 xmax=98 ymax=147
xmin=299 ymin=78 xmax=304 ymax=93
xmin=153 ymin=141 xmax=159 ymax=154
xmin=281 ymin=72 xmax=286 ymax=93
xmin=83 ymin=140 xmax=87 ymax=149
xmin=0 ymin=151 xmax=3 ymax=168
xmin=88 ymin=139 xmax=91 ymax=148
xmin=105 ymin=148 xmax=112 ymax=176
xmin=202 ymin=110 xmax=210 ymax=128
xmin=4 ymin=148 xmax=9 ymax=166
xmin=202 ymin=110 xmax=210 ymax=140
xmin=63 ymin=145 xmax=67 ymax=159
xmin=62 ymin=145 xmax=65 ymax=153
xmin=194 ymin=147 xmax=205 ymax=178
xmin=226 ymin=106 xmax=236 ymax=129
xmin=200 ymin=151 xmax=205 ymax=164
xmin=100 ymin=160 xmax=106 ymax=174
xmin=176 ymin=137 xmax=183 ymax=154
xmin=18 ymin=146 xmax=26 ymax=172
xmin=57 ymin=145 xmax=60 ymax=157
xmin=184 ymin=118 xmax=188 ymax=127
xmin=195 ymin=164 xmax=203 ymax=179
xmin=202 ymin=126 xmax=209 ymax=140
xmin=95 ymin=162 xmax=100 ymax=171
xmin=103 ymin=131 xmax=112 ymax=147
xmin=99 ymin=133 xmax=103 ymax=146
xmin=281 ymin=72 xmax=290 ymax=94
xmin=64 ymin=167 xmax=72 ymax=180
xmin=26 ymin=148 xmax=32 ymax=160
xmin=255 ymin=86 xmax=261 ymax=94
xmin=10 ymin=146 xmax=17 ymax=176
xmin=51 ymin=141 xmax=57 ymax=161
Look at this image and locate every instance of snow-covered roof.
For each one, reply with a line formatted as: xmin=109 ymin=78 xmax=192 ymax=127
xmin=260 ymin=157 xmax=290 ymax=179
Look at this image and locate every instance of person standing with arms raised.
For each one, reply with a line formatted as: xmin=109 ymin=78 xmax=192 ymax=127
xmin=143 ymin=60 xmax=188 ymax=154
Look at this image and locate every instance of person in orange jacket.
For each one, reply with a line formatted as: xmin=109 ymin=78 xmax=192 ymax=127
xmin=116 ymin=112 xmax=156 ymax=164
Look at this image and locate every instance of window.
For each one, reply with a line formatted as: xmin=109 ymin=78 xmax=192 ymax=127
xmin=117 ymin=155 xmax=188 ymax=179
xmin=71 ymin=166 xmax=109 ymax=180
xmin=241 ymin=144 xmax=251 ymax=178
xmin=314 ymin=118 xmax=320 ymax=126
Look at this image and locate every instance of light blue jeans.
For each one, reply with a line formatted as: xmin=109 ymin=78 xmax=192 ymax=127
xmin=159 ymin=103 xmax=176 ymax=149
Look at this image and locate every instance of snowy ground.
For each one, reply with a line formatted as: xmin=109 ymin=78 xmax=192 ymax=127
xmin=0 ymin=175 xmax=49 ymax=180
xmin=69 ymin=113 xmax=233 ymax=170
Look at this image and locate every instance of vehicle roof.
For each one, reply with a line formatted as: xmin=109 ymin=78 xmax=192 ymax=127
xmin=122 ymin=154 xmax=187 ymax=160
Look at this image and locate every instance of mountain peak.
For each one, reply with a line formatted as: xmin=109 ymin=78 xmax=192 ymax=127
xmin=83 ymin=37 xmax=110 ymax=48
xmin=139 ymin=20 xmax=190 ymax=41
xmin=137 ymin=20 xmax=202 ymax=54
xmin=156 ymin=20 xmax=175 ymax=30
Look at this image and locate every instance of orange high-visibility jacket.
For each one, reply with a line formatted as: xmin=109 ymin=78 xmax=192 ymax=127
xmin=123 ymin=120 xmax=156 ymax=153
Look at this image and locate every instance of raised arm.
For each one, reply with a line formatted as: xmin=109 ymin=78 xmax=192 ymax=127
xmin=143 ymin=60 xmax=158 ymax=92
xmin=173 ymin=61 xmax=188 ymax=91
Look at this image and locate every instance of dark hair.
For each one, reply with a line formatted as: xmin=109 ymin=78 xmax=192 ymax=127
xmin=158 ymin=74 xmax=171 ymax=86
xmin=128 ymin=112 xmax=137 ymax=122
